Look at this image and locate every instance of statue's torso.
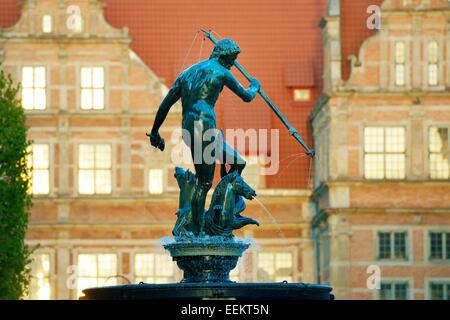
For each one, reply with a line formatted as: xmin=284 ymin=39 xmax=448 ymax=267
xmin=179 ymin=60 xmax=226 ymax=128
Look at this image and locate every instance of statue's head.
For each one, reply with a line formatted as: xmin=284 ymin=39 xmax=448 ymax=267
xmin=230 ymin=172 xmax=256 ymax=200
xmin=210 ymin=38 xmax=241 ymax=69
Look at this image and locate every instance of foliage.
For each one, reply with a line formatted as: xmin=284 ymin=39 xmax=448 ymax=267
xmin=0 ymin=66 xmax=33 ymax=299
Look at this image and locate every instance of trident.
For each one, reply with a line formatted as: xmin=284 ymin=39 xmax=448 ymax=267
xmin=200 ymin=29 xmax=315 ymax=158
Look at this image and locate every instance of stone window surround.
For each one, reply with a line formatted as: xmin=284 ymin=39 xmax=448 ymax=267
xmin=74 ymin=141 xmax=115 ymax=196
xmin=26 ymin=248 xmax=56 ymax=300
xmin=362 ymin=125 xmax=408 ymax=181
xmin=378 ymin=278 xmax=412 ymax=300
xmin=426 ymin=230 xmax=450 ymax=262
xmin=72 ymin=249 xmax=120 ymax=300
xmin=20 ymin=64 xmax=49 ymax=111
xmin=374 ymin=229 xmax=411 ymax=263
xmin=426 ymin=125 xmax=450 ymax=180
xmin=424 ymin=278 xmax=450 ymax=300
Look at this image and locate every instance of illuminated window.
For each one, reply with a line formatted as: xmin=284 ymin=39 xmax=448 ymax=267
xmin=78 ymin=144 xmax=111 ymax=194
xmin=148 ymin=169 xmax=163 ymax=194
xmin=380 ymin=281 xmax=409 ymax=300
xmin=257 ymin=252 xmax=293 ymax=282
xmin=429 ymin=127 xmax=449 ymax=179
xmin=81 ymin=67 xmax=104 ymax=110
xmin=293 ymin=89 xmax=311 ymax=102
xmin=378 ymin=231 xmax=408 ymax=260
xmin=27 ymin=254 xmax=51 ymax=300
xmin=364 ymin=127 xmax=406 ymax=179
xmin=42 ymin=15 xmax=52 ymax=33
xmin=134 ymin=253 xmax=175 ymax=283
xmin=241 ymin=155 xmax=262 ymax=189
xmin=77 ymin=254 xmax=117 ymax=298
xmin=429 ymin=282 xmax=450 ymax=300
xmin=429 ymin=232 xmax=450 ymax=260
xmin=21 ymin=66 xmax=46 ymax=110
xmin=428 ymin=41 xmax=439 ymax=86
xmin=394 ymin=41 xmax=406 ymax=86
xmin=27 ymin=144 xmax=50 ymax=194
xmin=230 ymin=261 xmax=240 ymax=282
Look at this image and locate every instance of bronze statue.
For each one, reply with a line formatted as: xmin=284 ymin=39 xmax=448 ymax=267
xmin=148 ymin=38 xmax=260 ymax=237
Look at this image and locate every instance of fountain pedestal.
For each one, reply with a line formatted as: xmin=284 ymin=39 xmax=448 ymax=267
xmin=163 ymin=237 xmax=250 ymax=283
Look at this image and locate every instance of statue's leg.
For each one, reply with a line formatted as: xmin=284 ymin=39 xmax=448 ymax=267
xmin=191 ymin=163 xmax=214 ymax=235
xmin=220 ymin=140 xmax=246 ymax=175
xmin=187 ymin=117 xmax=216 ymax=236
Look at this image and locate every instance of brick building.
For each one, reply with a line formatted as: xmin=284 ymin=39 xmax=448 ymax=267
xmin=313 ymin=0 xmax=450 ymax=299
xmin=0 ymin=0 xmax=448 ymax=300
xmin=0 ymin=0 xmax=320 ymax=299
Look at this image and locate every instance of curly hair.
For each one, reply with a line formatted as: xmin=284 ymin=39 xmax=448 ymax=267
xmin=209 ymin=38 xmax=241 ymax=59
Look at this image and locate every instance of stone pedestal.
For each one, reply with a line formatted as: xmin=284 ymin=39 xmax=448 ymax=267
xmin=163 ymin=236 xmax=250 ymax=283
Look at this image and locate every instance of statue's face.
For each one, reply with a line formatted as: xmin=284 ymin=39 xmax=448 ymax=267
xmin=221 ymin=53 xmax=239 ymax=69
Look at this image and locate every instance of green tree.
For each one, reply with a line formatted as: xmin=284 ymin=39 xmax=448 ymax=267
xmin=0 ymin=66 xmax=33 ymax=299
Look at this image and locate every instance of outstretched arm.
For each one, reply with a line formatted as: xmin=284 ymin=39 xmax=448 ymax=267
xmin=223 ymin=71 xmax=260 ymax=103
xmin=151 ymin=77 xmax=181 ymax=134
xmin=148 ymin=77 xmax=181 ymax=151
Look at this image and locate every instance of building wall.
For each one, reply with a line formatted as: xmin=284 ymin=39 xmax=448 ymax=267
xmin=0 ymin=0 xmax=314 ymax=299
xmin=313 ymin=0 xmax=450 ymax=300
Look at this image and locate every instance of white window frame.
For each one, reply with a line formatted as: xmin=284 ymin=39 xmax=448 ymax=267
xmin=428 ymin=126 xmax=449 ymax=180
xmin=133 ymin=252 xmax=175 ymax=284
xmin=77 ymin=143 xmax=112 ymax=195
xmin=26 ymin=252 xmax=53 ymax=300
xmin=394 ymin=41 xmax=406 ymax=87
xmin=427 ymin=41 xmax=439 ymax=87
xmin=21 ymin=66 xmax=47 ymax=110
xmin=148 ymin=169 xmax=164 ymax=195
xmin=42 ymin=14 xmax=52 ymax=33
xmin=27 ymin=143 xmax=50 ymax=195
xmin=376 ymin=230 xmax=409 ymax=261
xmin=379 ymin=280 xmax=411 ymax=300
xmin=75 ymin=253 xmax=118 ymax=299
xmin=428 ymin=231 xmax=450 ymax=261
xmin=256 ymin=250 xmax=295 ymax=283
xmin=363 ymin=127 xmax=406 ymax=180
xmin=426 ymin=279 xmax=450 ymax=300
xmin=80 ymin=66 xmax=105 ymax=110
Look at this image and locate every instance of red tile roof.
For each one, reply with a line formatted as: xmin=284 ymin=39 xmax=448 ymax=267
xmin=284 ymin=62 xmax=315 ymax=87
xmin=340 ymin=0 xmax=382 ymax=80
xmin=0 ymin=0 xmax=339 ymax=189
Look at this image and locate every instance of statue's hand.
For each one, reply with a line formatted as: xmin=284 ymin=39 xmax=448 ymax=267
xmin=250 ymin=78 xmax=261 ymax=92
xmin=146 ymin=131 xmax=165 ymax=151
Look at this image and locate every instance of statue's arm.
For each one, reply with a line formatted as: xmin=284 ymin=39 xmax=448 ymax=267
xmin=223 ymin=71 xmax=260 ymax=103
xmin=151 ymin=77 xmax=182 ymax=134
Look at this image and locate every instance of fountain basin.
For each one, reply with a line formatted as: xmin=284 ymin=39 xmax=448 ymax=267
xmin=163 ymin=236 xmax=250 ymax=283
xmin=81 ymin=282 xmax=333 ymax=300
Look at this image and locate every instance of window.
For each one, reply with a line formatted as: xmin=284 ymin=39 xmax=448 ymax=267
xmin=27 ymin=144 xmax=50 ymax=194
xmin=78 ymin=144 xmax=112 ymax=194
xmin=134 ymin=253 xmax=175 ymax=283
xmin=230 ymin=261 xmax=241 ymax=282
xmin=378 ymin=231 xmax=408 ymax=260
xmin=77 ymin=254 xmax=117 ymax=298
xmin=293 ymin=89 xmax=311 ymax=102
xmin=257 ymin=252 xmax=293 ymax=282
xmin=429 ymin=232 xmax=450 ymax=260
xmin=429 ymin=282 xmax=450 ymax=300
xmin=241 ymin=155 xmax=263 ymax=189
xmin=21 ymin=66 xmax=46 ymax=110
xmin=148 ymin=169 xmax=163 ymax=194
xmin=429 ymin=127 xmax=449 ymax=179
xmin=27 ymin=254 xmax=51 ymax=300
xmin=428 ymin=41 xmax=439 ymax=86
xmin=394 ymin=41 xmax=406 ymax=86
xmin=81 ymin=67 xmax=105 ymax=110
xmin=380 ymin=281 xmax=409 ymax=300
xmin=42 ymin=15 xmax=52 ymax=33
xmin=364 ymin=127 xmax=406 ymax=179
